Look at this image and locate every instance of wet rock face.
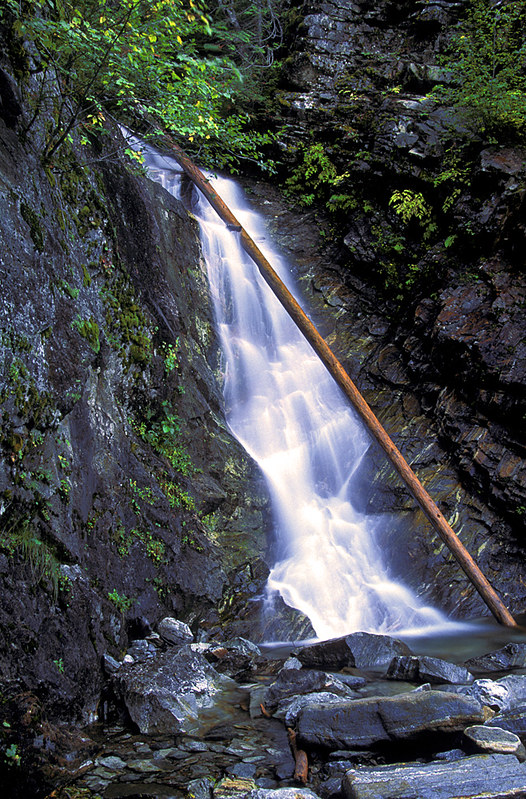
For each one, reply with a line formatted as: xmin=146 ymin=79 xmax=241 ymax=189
xmin=0 ymin=61 xmax=270 ymax=729
xmin=413 ymin=257 xmax=526 ymax=525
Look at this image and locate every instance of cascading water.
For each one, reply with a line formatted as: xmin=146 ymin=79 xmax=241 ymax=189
xmin=143 ymin=145 xmax=453 ymax=641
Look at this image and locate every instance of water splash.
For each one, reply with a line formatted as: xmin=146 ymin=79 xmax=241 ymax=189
xmin=143 ymin=146 xmax=453 ymax=639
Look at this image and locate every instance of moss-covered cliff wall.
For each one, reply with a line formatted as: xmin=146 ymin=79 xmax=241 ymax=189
xmin=0 ymin=52 xmax=271 ymax=742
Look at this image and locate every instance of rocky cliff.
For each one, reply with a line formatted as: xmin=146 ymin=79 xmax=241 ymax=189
xmin=264 ymin=0 xmax=525 ymax=615
xmin=0 ymin=50 xmax=273 ymax=759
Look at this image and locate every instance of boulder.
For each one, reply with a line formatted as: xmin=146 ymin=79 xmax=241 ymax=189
xmin=297 ymin=690 xmax=484 ymax=750
xmin=465 ymin=643 xmax=526 ymax=673
xmin=157 ymin=617 xmax=194 ymax=646
xmin=458 ymin=678 xmax=510 ymax=711
xmin=277 ymin=692 xmax=352 ymax=728
xmin=125 ymin=639 xmax=157 ymax=662
xmin=295 ymin=632 xmax=411 ymax=671
xmin=112 ymin=645 xmax=235 ymax=734
xmin=497 ymin=675 xmax=526 ymax=710
xmin=342 ymin=753 xmax=526 ymax=799
xmin=486 ymin=705 xmax=526 ymax=741
xmin=282 ymin=656 xmax=303 ymax=671
xmin=263 ymin=668 xmax=357 ymax=714
xmin=387 ymin=655 xmax=473 ymax=685
xmin=205 ymin=637 xmax=265 ymax=680
xmin=463 ymin=725 xmax=526 ymax=761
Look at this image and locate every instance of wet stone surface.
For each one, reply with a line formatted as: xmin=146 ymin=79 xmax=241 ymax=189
xmin=57 ymin=628 xmax=526 ymax=799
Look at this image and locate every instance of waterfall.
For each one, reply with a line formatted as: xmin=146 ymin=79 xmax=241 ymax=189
xmin=142 ymin=146 xmax=452 ymax=640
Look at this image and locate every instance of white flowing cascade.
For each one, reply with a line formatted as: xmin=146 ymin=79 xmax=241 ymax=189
xmin=144 ymin=147 xmax=453 ymax=640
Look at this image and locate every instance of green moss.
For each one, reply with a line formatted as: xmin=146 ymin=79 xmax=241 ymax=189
xmin=57 ymin=279 xmax=79 ymax=300
xmin=20 ymin=202 xmax=44 ymax=251
xmin=101 ymin=277 xmax=152 ymax=367
xmin=0 ymin=356 xmax=54 ymax=427
xmin=82 ymin=264 xmax=92 ymax=287
xmin=72 ymin=316 xmax=100 ymax=353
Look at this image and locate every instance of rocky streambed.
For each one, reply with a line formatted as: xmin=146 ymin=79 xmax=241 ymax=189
xmin=37 ymin=618 xmax=526 ymax=799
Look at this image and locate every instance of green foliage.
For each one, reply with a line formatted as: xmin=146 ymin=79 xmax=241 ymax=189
xmin=130 ymin=400 xmax=194 ymax=475
xmin=161 ymin=479 xmax=195 ymax=510
xmin=285 ymin=143 xmax=352 ymax=210
xmin=108 ymin=588 xmax=134 ymax=613
xmin=57 ymin=279 xmax=80 ymax=300
xmin=3 ymin=0 xmax=275 ymax=170
xmin=134 ymin=528 xmax=166 ymax=564
xmin=432 ymin=155 xmax=471 ymax=214
xmin=0 ymin=518 xmax=66 ymax=601
xmin=1 ymin=725 xmax=21 ymax=769
xmin=163 ymin=339 xmax=180 ymax=374
xmin=129 ymin=479 xmax=156 ymax=512
xmin=20 ymin=202 xmax=44 ymax=250
xmin=111 ymin=520 xmax=166 ymax=564
xmin=436 ymin=0 xmax=526 ymax=137
xmin=389 ymin=189 xmax=431 ymax=225
xmin=53 ymin=657 xmax=65 ymax=674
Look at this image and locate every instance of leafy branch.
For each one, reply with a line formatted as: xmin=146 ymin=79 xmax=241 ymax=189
xmin=3 ymin=0 xmax=276 ymax=170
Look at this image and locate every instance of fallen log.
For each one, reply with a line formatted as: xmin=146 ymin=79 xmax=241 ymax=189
xmin=287 ymin=727 xmax=309 ymax=785
xmin=162 ymin=137 xmax=517 ymax=629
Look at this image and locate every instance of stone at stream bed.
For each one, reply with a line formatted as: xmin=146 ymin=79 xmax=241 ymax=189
xmin=465 ymin=643 xmax=526 ymax=673
xmin=457 ymin=677 xmax=510 ymax=710
xmin=341 ymin=753 xmax=526 ymax=799
xmin=457 ymin=674 xmax=526 ymax=714
xmin=204 ymin=637 xmax=267 ymax=681
xmin=112 ymin=645 xmax=236 ymax=734
xmin=262 ymin=668 xmax=358 ymax=713
xmin=282 ymin=656 xmax=302 ymax=670
xmin=463 ymin=724 xmax=526 ymax=761
xmin=296 ymin=690 xmax=484 ymax=750
xmin=497 ymin=675 xmax=526 ymax=709
xmin=188 ymin=776 xmax=213 ymax=799
xmin=386 ymin=655 xmax=474 ymax=685
xmin=157 ymin=617 xmax=194 ymax=646
xmin=294 ymin=632 xmax=412 ymax=671
xmin=213 ymin=777 xmax=321 ymax=799
xmin=278 ymin=691 xmax=351 ymax=727
xmin=486 ymin=705 xmax=526 ymax=740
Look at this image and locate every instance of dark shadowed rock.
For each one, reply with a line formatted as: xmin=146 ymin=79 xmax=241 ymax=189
xmin=387 ymin=655 xmax=474 ymax=685
xmin=465 ymin=644 xmax=526 ymax=674
xmin=295 ymin=632 xmax=412 ymax=671
xmin=112 ymin=645 xmax=236 ymax=734
xmin=463 ymin=725 xmax=526 ymax=761
xmin=297 ymin=690 xmax=484 ymax=750
xmin=342 ymin=754 xmax=526 ymax=799
xmin=204 ymin=637 xmax=266 ymax=681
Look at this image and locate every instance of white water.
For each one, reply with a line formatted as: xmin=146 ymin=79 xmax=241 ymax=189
xmin=143 ymin=146 xmax=456 ymax=640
